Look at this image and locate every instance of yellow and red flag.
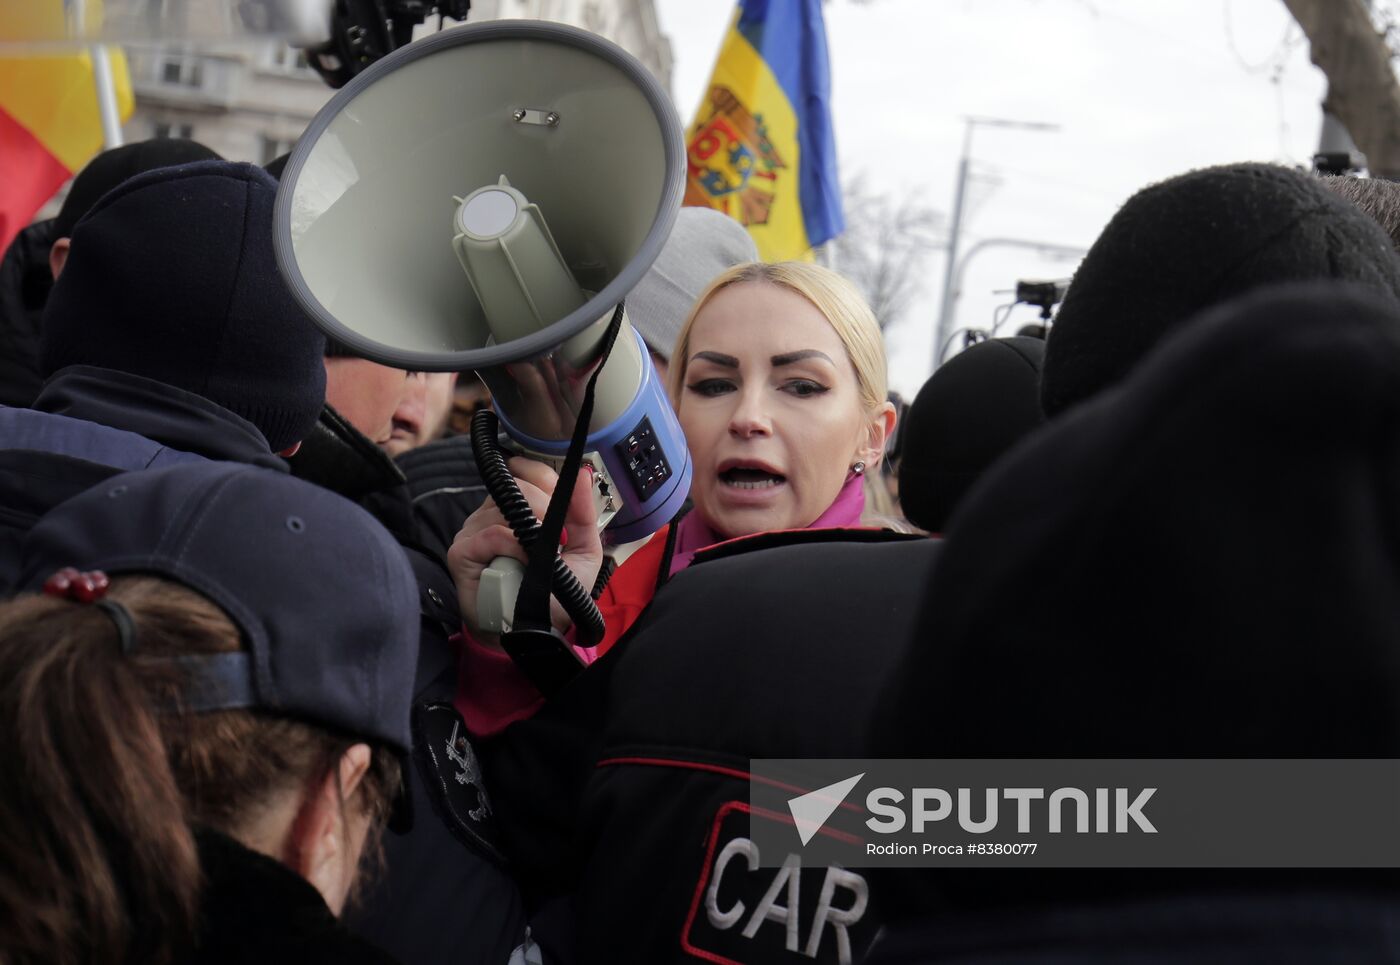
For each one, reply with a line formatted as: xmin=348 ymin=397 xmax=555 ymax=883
xmin=0 ymin=3 xmax=133 ymax=252
xmin=685 ymin=0 xmax=843 ymax=261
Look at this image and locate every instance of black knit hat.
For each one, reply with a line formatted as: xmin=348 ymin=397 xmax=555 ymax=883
xmin=40 ymin=161 xmax=326 ymax=452
xmin=898 ymin=336 xmax=1045 ymax=533
xmin=52 ymin=138 xmax=223 ymax=239
xmin=1042 ymin=163 xmax=1400 ymax=417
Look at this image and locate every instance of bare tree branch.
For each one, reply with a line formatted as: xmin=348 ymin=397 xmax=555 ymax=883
xmin=829 ymin=175 xmax=944 ymax=330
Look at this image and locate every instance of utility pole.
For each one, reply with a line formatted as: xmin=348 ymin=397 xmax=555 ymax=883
xmin=938 ymin=237 xmax=1086 ymax=358
xmin=1282 ymin=0 xmax=1400 ymax=177
xmin=933 ymin=116 xmax=1057 ymax=373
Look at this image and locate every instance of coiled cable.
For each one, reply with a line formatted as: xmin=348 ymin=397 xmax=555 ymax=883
xmin=470 ymin=408 xmax=606 ymax=645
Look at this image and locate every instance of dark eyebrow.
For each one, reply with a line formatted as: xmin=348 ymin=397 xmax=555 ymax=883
xmin=771 ymin=349 xmax=836 ymax=367
xmin=690 ymin=351 xmax=739 ymax=368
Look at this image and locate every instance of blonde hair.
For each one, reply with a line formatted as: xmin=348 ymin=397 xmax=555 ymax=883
xmin=665 ymin=262 xmax=889 ymax=414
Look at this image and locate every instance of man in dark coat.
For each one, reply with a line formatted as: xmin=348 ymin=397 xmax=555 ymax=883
xmin=0 ymin=160 xmax=326 ymax=590
xmin=287 ymin=341 xmax=531 ymax=965
xmin=868 ymin=283 xmax=1400 ymax=962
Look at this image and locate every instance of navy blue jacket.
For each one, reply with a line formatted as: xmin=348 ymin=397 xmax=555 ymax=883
xmin=0 ymin=364 xmax=285 ymax=590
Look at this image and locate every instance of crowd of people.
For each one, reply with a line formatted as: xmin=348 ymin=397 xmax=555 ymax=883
xmin=3 ymin=133 xmax=1400 ymax=965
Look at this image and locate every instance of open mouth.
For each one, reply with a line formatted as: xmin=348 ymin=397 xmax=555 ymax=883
xmin=720 ymin=466 xmax=787 ymax=490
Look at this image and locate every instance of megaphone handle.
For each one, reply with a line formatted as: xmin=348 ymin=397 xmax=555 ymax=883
xmin=477 ymin=557 xmax=525 ymax=634
xmin=469 ymin=408 xmax=606 ymax=644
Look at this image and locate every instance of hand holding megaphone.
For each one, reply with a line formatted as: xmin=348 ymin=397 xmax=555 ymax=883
xmin=273 ymin=20 xmax=692 ymax=694
xmin=447 ymin=456 xmax=603 ymax=640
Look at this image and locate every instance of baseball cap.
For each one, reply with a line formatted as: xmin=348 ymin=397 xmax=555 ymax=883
xmin=19 ymin=461 xmax=419 ymax=758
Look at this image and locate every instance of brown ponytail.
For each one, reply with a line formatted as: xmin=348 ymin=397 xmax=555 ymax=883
xmin=0 ymin=577 xmax=401 ymax=965
xmin=0 ymin=582 xmax=200 ymax=964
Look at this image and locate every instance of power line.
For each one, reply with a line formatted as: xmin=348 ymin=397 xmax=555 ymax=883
xmin=1223 ymin=0 xmax=1300 ymax=75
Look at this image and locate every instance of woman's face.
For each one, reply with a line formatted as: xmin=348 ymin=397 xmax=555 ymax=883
xmin=677 ymin=281 xmax=880 ymax=539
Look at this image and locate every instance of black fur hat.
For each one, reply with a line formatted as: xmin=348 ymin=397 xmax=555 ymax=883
xmin=1042 ymin=163 xmax=1400 ymax=416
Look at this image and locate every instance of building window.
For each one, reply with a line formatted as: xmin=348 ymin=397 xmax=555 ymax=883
xmin=154 ymin=121 xmax=195 ymax=140
xmin=264 ymin=43 xmax=312 ymax=74
xmin=158 ymin=55 xmax=204 ymax=88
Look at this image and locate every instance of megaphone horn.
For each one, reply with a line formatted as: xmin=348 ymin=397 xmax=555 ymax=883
xmin=273 ymin=20 xmax=692 ymax=685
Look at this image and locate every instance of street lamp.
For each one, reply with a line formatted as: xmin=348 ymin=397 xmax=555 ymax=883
xmin=933 ymin=116 xmax=1058 ymax=372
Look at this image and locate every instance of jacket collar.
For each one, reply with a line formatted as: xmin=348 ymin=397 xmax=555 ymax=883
xmin=187 ymin=829 xmax=399 ymax=964
xmin=34 ymin=365 xmax=287 ymax=471
xmin=288 ymin=403 xmax=405 ymax=499
xmin=287 ymin=404 xmax=416 ymax=543
xmin=670 ymin=472 xmax=868 ymax=574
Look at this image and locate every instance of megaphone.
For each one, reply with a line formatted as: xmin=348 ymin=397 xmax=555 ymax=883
xmin=273 ymin=21 xmax=691 ymax=674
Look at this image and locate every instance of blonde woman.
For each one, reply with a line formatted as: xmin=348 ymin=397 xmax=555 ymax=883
xmin=449 ymin=262 xmax=897 ymax=734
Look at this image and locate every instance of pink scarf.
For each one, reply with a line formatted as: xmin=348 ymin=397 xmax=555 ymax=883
xmin=668 ymin=473 xmax=868 ymax=575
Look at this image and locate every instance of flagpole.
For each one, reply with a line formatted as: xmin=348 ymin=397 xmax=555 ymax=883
xmin=90 ymin=45 xmax=124 ymax=148
xmin=72 ymin=0 xmax=124 ymax=149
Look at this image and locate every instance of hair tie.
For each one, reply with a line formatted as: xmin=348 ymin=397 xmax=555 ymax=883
xmin=94 ymin=599 xmax=138 ymax=654
xmin=42 ymin=568 xmax=137 ymax=654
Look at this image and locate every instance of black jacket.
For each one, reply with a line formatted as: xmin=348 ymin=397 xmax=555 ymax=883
xmin=0 ymin=365 xmax=285 ymax=590
xmin=0 ymin=219 xmax=56 ymax=409
xmin=867 ymin=892 xmax=1400 ymax=965
xmin=394 ymin=433 xmax=490 ymax=560
xmin=482 ymin=528 xmax=940 ymax=965
xmin=288 ymin=405 xmax=417 ymax=543
xmin=291 ymin=407 xmax=530 ymax=965
xmin=176 ymin=830 xmax=400 ymax=965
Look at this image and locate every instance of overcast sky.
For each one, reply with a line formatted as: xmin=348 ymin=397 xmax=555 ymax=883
xmin=654 ymin=0 xmax=1329 ymax=397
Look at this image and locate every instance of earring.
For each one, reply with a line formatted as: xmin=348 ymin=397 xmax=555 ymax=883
xmin=851 ymin=461 xmax=866 ymax=476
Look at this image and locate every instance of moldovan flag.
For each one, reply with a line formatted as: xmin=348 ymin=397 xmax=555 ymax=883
xmin=685 ymin=0 xmax=844 ymax=261
xmin=0 ymin=3 xmax=133 ymax=252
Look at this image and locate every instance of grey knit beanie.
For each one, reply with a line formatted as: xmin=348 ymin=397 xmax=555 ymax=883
xmin=627 ymin=207 xmax=758 ymax=361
